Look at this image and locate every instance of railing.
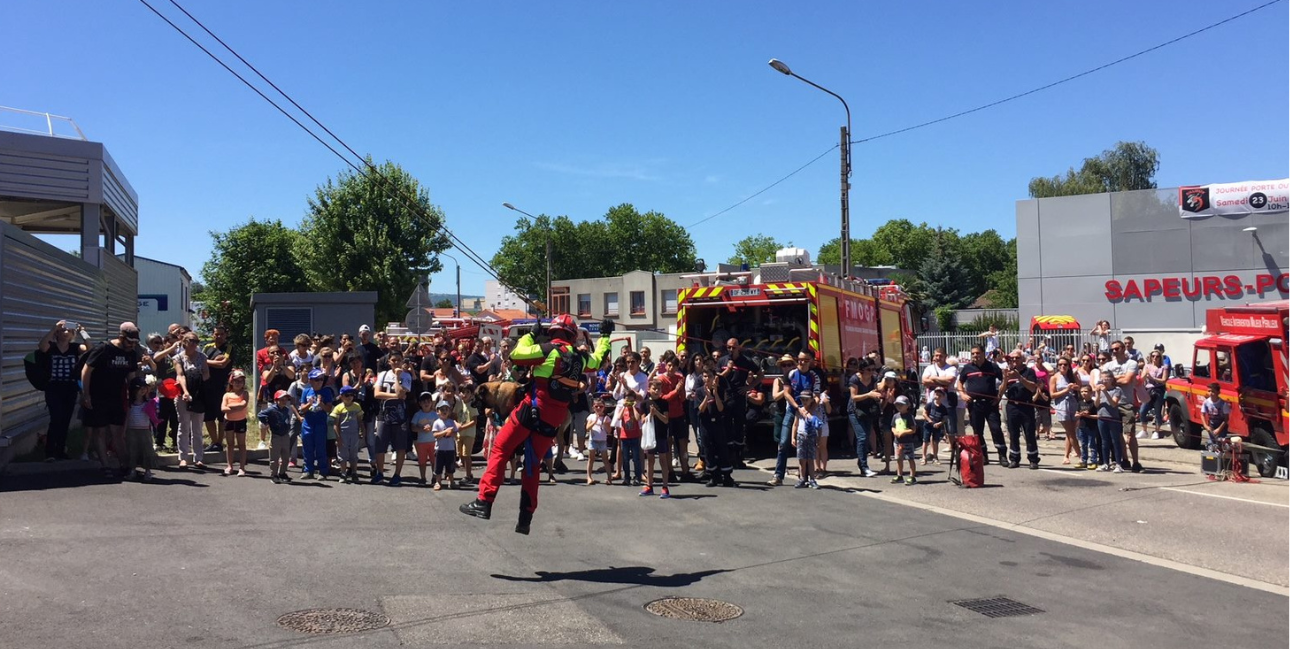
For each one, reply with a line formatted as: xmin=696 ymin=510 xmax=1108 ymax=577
xmin=917 ymin=329 xmax=1125 ymax=362
xmin=0 ymin=105 xmax=87 ymax=140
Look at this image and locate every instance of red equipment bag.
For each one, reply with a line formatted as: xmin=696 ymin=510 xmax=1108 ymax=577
xmin=957 ymin=435 xmax=984 ymax=488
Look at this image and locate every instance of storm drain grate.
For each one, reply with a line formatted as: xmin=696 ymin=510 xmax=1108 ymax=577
xmin=951 ymin=597 xmax=1044 ymax=618
xmin=645 ymin=597 xmax=744 ymax=623
xmin=276 ymin=608 xmax=390 ymax=634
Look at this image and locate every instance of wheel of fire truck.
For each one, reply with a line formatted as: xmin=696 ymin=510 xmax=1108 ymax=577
xmin=1166 ymin=401 xmax=1202 ymax=450
xmin=1249 ymin=424 xmax=1281 ymax=479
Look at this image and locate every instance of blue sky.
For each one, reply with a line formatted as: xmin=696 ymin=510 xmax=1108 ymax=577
xmin=1 ymin=0 xmax=1289 ymax=297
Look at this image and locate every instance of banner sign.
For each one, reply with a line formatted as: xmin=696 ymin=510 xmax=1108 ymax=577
xmin=1104 ymin=273 xmax=1289 ymax=302
xmin=1178 ymin=179 xmax=1288 ymax=218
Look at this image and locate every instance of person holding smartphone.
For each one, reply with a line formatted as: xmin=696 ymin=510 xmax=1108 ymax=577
xmin=38 ymin=320 xmax=88 ymax=460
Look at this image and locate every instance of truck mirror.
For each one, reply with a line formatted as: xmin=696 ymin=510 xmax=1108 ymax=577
xmin=1174 ymin=363 xmax=1186 ymax=379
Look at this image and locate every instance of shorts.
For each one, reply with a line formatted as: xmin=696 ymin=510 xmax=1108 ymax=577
xmin=223 ymin=419 xmax=248 ymax=434
xmin=818 ymin=419 xmax=831 ymax=438
xmin=337 ymin=429 xmax=361 ymax=463
xmin=416 ymin=441 xmax=437 ymax=466
xmin=203 ymin=385 xmax=226 ymax=423
xmin=456 ymin=435 xmax=474 ymax=457
xmin=894 ymin=439 xmax=916 ymax=461
xmin=921 ymin=422 xmax=943 ymax=444
xmin=587 ymin=438 xmax=608 ymax=453
xmin=1035 ymin=405 xmax=1052 ymax=428
xmin=373 ymin=421 xmax=410 ymax=455
xmin=434 ymin=449 xmax=457 ymax=476
xmin=796 ymin=433 xmax=817 ymax=461
xmin=668 ymin=416 xmax=689 ymax=441
xmin=652 ymin=426 xmax=671 ymax=455
xmin=84 ymin=400 xmax=126 ymax=428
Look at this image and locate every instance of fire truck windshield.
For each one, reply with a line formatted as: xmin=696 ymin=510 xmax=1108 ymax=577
xmin=682 ymin=303 xmax=809 ymax=375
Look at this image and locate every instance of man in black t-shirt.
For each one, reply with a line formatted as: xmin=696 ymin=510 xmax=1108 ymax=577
xmin=999 ymin=350 xmax=1041 ymax=469
xmin=467 ymin=337 xmax=493 ymax=386
xmin=356 ymin=325 xmax=382 ymax=373
xmin=202 ymin=325 xmax=234 ymax=451
xmin=81 ymin=322 xmax=143 ymax=471
xmin=717 ymin=338 xmax=761 ymax=477
xmin=957 ymin=346 xmax=1008 ymax=465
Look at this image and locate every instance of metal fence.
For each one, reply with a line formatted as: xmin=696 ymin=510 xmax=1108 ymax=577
xmin=917 ymin=329 xmax=1125 ymax=362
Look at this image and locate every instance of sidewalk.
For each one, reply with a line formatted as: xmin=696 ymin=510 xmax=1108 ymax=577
xmin=2 ymin=447 xmax=271 ymax=477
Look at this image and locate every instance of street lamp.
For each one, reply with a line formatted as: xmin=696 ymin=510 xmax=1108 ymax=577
xmin=503 ymin=202 xmax=552 ymax=316
xmin=769 ymin=58 xmax=853 ymax=278
xmin=439 ymin=252 xmax=461 ymax=320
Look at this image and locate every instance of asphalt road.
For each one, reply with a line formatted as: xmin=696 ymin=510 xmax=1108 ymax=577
xmin=0 ymin=445 xmax=1289 ymax=649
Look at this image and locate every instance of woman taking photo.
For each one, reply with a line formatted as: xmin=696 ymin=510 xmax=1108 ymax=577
xmin=1032 ymin=353 xmax=1054 ymax=441
xmin=1050 ymin=354 xmax=1081 ymax=466
xmin=1139 ymin=350 xmax=1168 ymax=439
xmin=37 ymin=320 xmax=87 ymax=461
xmin=316 ymin=346 xmax=342 ymax=388
xmin=847 ymin=361 xmax=882 ymax=477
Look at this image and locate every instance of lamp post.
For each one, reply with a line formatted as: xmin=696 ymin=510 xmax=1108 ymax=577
xmin=503 ymin=202 xmax=551 ymax=316
xmin=769 ymin=58 xmax=852 ymax=278
xmin=439 ymin=253 xmax=461 ymax=320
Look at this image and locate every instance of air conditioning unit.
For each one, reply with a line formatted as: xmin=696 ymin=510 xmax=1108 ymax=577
xmin=775 ymin=247 xmax=811 ymax=267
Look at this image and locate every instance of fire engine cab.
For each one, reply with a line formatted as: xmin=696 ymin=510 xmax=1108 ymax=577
xmin=1164 ymin=301 xmax=1289 ymax=478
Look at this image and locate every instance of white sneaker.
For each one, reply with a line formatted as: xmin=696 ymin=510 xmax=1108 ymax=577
xmin=1112 ymin=464 xmax=1124 ymax=473
xmin=1136 ymin=431 xmax=1148 ymax=439
xmin=569 ymin=450 xmax=584 ymax=461
xmin=862 ymin=468 xmax=879 ymax=478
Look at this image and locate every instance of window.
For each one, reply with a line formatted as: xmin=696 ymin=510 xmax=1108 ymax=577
xmin=549 ymin=287 xmax=570 ymax=319
xmin=630 ymin=291 xmax=646 ymax=316
xmin=604 ymin=292 xmax=619 ymax=316
xmin=1214 ymin=348 xmax=1233 ymax=383
xmin=1192 ymin=347 xmax=1211 ymax=378
xmin=577 ymin=293 xmax=592 ymax=317
xmin=661 ymin=289 xmax=677 ymax=314
xmin=266 ymin=307 xmax=312 ymax=342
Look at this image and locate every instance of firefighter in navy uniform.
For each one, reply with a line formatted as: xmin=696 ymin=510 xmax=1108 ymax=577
xmin=460 ymin=315 xmax=612 ymax=535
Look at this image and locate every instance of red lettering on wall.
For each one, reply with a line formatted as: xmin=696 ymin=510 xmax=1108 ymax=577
xmin=1163 ymin=277 xmax=1181 ymax=298
xmin=1123 ymin=280 xmax=1142 ymax=300
xmin=1182 ymin=277 xmax=1202 ymax=298
xmin=1256 ymin=274 xmax=1275 ymax=295
xmin=1224 ymin=275 xmax=1243 ymax=298
xmin=1280 ymin=273 xmax=1290 ymax=294
xmin=1203 ymin=276 xmax=1224 ymax=298
xmin=1142 ymin=279 xmax=1162 ymax=298
xmin=1104 ymin=280 xmax=1123 ymax=300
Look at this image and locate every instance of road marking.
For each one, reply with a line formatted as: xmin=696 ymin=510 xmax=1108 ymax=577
xmin=748 ymin=462 xmax=1289 ymax=597
xmin=1158 ymin=486 xmax=1289 ymax=508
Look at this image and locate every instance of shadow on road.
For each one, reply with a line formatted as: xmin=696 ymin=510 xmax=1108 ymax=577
xmin=0 ymin=468 xmax=209 ymax=492
xmin=491 ymin=565 xmax=729 ymax=587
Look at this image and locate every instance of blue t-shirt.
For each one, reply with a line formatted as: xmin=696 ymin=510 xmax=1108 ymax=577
xmin=411 ymin=410 xmax=439 ymax=444
xmin=300 ymin=386 xmax=335 ymax=428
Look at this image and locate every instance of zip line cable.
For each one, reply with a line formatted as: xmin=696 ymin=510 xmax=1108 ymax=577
xmin=691 ymin=0 xmax=1282 ymax=229
xmin=138 ymin=0 xmax=530 ymax=305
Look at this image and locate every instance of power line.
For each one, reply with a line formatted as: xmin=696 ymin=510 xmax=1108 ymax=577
xmin=852 ymin=0 xmax=1283 ymax=145
xmin=690 ymin=0 xmax=1283 ymax=229
xmin=138 ymin=0 xmax=530 ymax=305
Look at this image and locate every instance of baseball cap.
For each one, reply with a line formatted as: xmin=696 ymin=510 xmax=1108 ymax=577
xmin=419 ymin=391 xmax=434 ymax=401
xmin=358 ymin=324 xmax=372 ymax=333
xmin=339 ymin=385 xmax=357 ymax=396
xmin=129 ymin=376 xmax=148 ymax=390
xmin=274 ymin=390 xmax=290 ymax=400
xmin=894 ymin=395 xmax=910 ymax=405
xmin=883 ymin=371 xmax=898 ymax=380
xmin=119 ymin=322 xmax=140 ymax=339
xmin=308 ymin=369 xmax=325 ymax=380
xmin=436 ymin=400 xmax=452 ymax=409
xmin=231 ymin=370 xmax=246 ymax=380
xmin=1154 ymin=343 xmax=1165 ymax=352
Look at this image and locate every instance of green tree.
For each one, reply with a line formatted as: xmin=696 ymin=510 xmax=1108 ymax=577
xmin=298 ymin=159 xmax=450 ymax=325
xmin=1028 ymin=141 xmax=1160 ymax=198
xmin=727 ymin=235 xmax=789 ymax=267
xmin=198 ymin=218 xmax=308 ymax=364
xmin=957 ymin=229 xmax=1013 ymax=295
xmin=814 ymin=237 xmax=890 ymax=268
xmin=600 ymin=203 xmax=697 ymax=276
xmin=435 ymin=298 xmax=453 ymax=309
xmin=916 ymin=240 xmax=977 ymax=310
xmin=986 ymin=239 xmax=1019 ymax=308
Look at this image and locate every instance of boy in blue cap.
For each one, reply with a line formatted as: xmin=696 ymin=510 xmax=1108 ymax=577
xmin=300 ymin=368 xmax=335 ymax=480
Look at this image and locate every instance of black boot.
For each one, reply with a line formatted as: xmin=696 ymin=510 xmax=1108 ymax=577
xmin=515 ymin=510 xmax=533 ymax=535
xmin=459 ymin=498 xmax=492 ymax=520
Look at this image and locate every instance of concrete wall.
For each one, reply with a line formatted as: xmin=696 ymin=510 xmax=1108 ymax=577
xmin=1017 ymin=187 xmax=1289 ymax=364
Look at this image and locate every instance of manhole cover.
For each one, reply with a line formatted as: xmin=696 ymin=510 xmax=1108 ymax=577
xmin=951 ymin=596 xmax=1044 ymax=618
xmin=645 ymin=597 xmax=743 ymax=623
xmin=276 ymin=608 xmax=390 ymax=634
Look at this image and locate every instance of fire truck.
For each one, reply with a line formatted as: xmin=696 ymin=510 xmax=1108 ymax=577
xmin=1164 ymin=301 xmax=1289 ymax=478
xmin=675 ymin=255 xmax=919 ymax=444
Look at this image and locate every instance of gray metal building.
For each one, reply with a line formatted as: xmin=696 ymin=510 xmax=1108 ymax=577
xmin=1017 ymin=187 xmax=1289 ymax=362
xmin=250 ymin=291 xmax=378 ymax=354
xmin=0 ymin=111 xmax=140 ymax=464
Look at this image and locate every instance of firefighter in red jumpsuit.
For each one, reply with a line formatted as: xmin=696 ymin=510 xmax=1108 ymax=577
xmin=460 ymin=315 xmax=613 ymax=534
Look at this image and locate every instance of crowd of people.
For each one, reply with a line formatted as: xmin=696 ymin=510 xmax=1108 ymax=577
xmin=31 ymin=317 xmax=1185 ymax=490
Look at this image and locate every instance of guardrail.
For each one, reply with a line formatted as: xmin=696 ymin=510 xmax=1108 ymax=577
xmin=917 ymin=329 xmax=1125 ymax=360
xmin=0 ymin=105 xmax=87 ymax=140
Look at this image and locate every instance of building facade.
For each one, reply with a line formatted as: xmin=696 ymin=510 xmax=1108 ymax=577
xmin=483 ymin=280 xmax=530 ymax=314
xmin=250 ymin=291 xmax=378 ymax=354
xmin=548 ymin=270 xmax=695 ymax=331
xmin=1017 ymin=186 xmax=1289 ymax=363
xmin=125 ymin=255 xmax=191 ymax=336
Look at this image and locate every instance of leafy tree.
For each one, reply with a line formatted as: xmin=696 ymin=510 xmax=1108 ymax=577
xmin=727 ymin=235 xmax=789 ymax=267
xmin=916 ymin=240 xmax=977 ymax=310
xmin=986 ymin=239 xmax=1019 ymax=308
xmin=814 ymin=237 xmax=890 ymax=268
xmin=435 ymin=298 xmax=453 ymax=309
xmin=1028 ymin=141 xmax=1160 ymax=198
xmin=957 ymin=229 xmax=1013 ymax=295
xmin=298 ymin=159 xmax=450 ymax=325
xmin=198 ymin=218 xmax=308 ymax=364
xmin=491 ymin=203 xmax=696 ymax=309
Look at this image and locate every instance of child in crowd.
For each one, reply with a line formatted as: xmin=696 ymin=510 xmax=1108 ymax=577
xmin=586 ymin=397 xmax=613 ymax=485
xmin=432 ymin=399 xmax=460 ymax=490
xmin=299 ymin=369 xmax=335 ymax=480
xmin=456 ymin=384 xmax=478 ymax=485
xmin=890 ymin=396 xmax=918 ymax=485
xmin=258 ymin=390 xmax=296 ymax=484
xmin=332 ymin=385 xmax=364 ymax=484
xmin=125 ymin=377 xmax=160 ymax=481
xmin=1076 ymin=385 xmax=1100 ymax=469
xmin=612 ymin=395 xmax=644 ymax=486
xmin=412 ymin=392 xmax=439 ymax=486
xmin=1201 ymin=382 xmax=1232 ymax=448
xmin=921 ymin=386 xmax=948 ymax=465
xmin=793 ymin=390 xmax=822 ymax=489
xmin=287 ymin=365 xmax=309 ymax=468
xmin=640 ymin=380 xmax=672 ymax=498
xmin=1096 ymin=371 xmax=1125 ymax=473
xmin=220 ymin=371 xmax=250 ymax=477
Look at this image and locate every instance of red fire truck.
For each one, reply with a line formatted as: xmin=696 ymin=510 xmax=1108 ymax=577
xmin=675 ymin=264 xmax=919 ymax=443
xmin=1165 ymin=301 xmax=1289 ymax=478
